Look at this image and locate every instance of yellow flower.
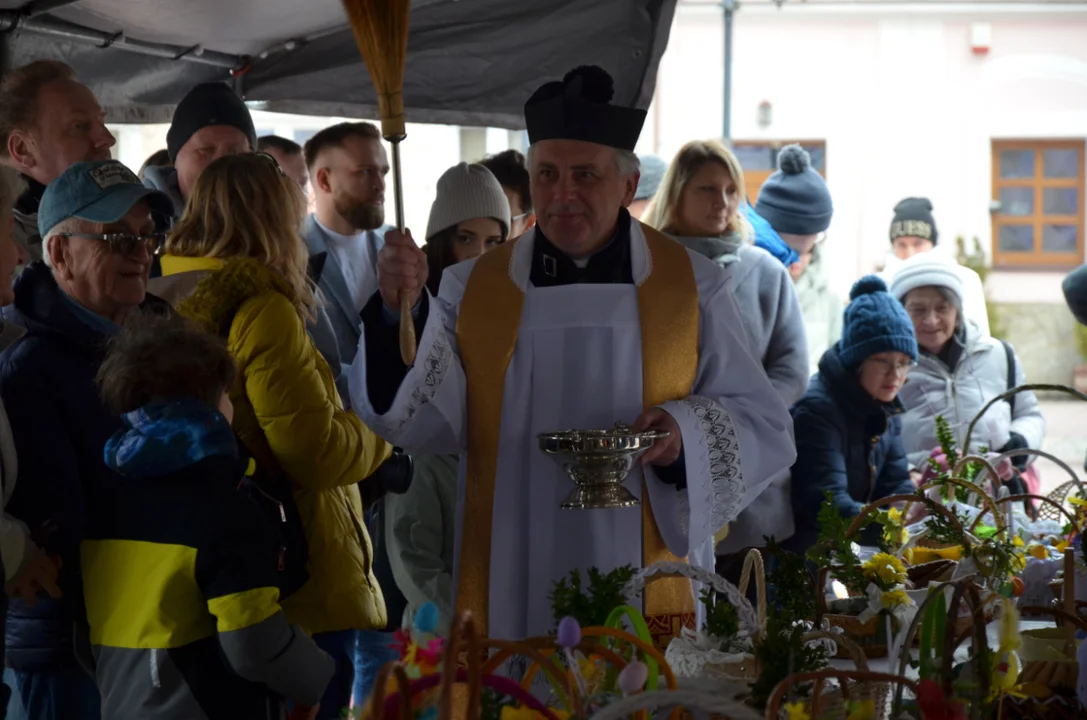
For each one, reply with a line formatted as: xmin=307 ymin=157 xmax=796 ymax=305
xmin=862 ymin=553 xmax=908 ymax=586
xmin=881 ymin=588 xmax=910 ymax=609
xmin=846 ymin=699 xmax=876 ymax=720
xmin=1069 ymin=496 xmax=1087 ymax=508
xmin=784 ymin=701 xmax=811 ymax=720
xmin=887 ymin=507 xmax=902 ymax=523
xmin=1026 ymin=543 xmax=1048 ymax=560
xmin=1056 ymin=539 xmax=1070 ymax=553
xmin=1012 ymin=535 xmax=1025 ymax=548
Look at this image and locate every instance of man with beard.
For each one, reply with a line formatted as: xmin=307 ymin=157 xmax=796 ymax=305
xmin=303 ymin=122 xmax=390 ymax=388
xmin=302 ymin=122 xmax=406 ymax=709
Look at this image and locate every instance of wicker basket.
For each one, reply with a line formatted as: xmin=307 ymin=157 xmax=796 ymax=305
xmin=764 ymin=669 xmax=916 ymax=720
xmin=624 ymin=558 xmax=763 ymax=683
xmin=1002 ymin=603 xmax=1087 ymax=720
xmin=816 ymin=495 xmax=970 ymax=659
xmin=365 ymin=611 xmax=576 ymax=720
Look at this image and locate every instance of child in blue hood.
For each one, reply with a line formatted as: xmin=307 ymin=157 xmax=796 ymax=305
xmin=85 ymin=314 xmax=332 ymax=720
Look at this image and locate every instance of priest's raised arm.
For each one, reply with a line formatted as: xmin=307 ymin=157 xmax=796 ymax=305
xmin=349 ymin=229 xmax=467 ymax=456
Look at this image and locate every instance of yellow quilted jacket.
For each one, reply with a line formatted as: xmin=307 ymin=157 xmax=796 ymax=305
xmin=161 ymin=255 xmax=393 ymax=635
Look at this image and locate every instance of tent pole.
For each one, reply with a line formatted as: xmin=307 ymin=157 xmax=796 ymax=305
xmin=0 ymin=11 xmax=245 ymax=70
xmin=722 ymin=0 xmax=735 ymax=142
xmin=21 ymin=0 xmax=83 ymax=18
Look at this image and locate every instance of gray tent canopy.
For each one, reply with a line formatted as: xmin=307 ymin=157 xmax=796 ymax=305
xmin=0 ymin=0 xmax=676 ymax=128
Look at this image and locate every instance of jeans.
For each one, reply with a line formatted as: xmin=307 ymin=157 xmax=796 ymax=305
xmin=1 ymin=666 xmax=101 ymax=720
xmin=312 ymin=630 xmax=358 ymax=720
xmin=353 ymin=630 xmax=399 ymax=709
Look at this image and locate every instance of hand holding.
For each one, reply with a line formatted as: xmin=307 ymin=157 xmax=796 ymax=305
xmin=377 ymin=228 xmax=428 ymax=311
xmin=632 ymin=408 xmax=682 ymax=467
xmin=5 ymin=545 xmax=61 ymax=606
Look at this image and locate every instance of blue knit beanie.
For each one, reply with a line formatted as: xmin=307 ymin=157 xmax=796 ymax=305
xmin=754 ymin=144 xmax=833 ymax=236
xmin=839 ymin=275 xmax=918 ymax=370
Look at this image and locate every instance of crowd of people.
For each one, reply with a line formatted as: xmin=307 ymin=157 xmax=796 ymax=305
xmin=0 ymin=55 xmax=1055 ymax=720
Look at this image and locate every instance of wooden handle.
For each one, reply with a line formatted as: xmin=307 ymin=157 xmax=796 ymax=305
xmin=398 ymin=290 xmax=416 ymax=365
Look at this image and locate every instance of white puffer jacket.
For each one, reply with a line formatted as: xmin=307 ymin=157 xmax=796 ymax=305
xmin=897 ymin=321 xmax=1045 ymax=470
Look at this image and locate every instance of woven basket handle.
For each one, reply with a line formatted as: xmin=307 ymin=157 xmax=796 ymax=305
xmin=801 ymin=630 xmax=870 ymax=672
xmin=438 ymin=611 xmax=482 ymax=720
xmin=369 ymin=662 xmax=413 ymax=720
xmin=737 ymin=548 xmax=767 ymax=634
xmin=996 ymin=494 xmax=1081 ymax=535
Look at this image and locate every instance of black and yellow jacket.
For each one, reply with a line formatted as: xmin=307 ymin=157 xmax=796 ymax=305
xmin=82 ymin=397 xmax=333 ymax=720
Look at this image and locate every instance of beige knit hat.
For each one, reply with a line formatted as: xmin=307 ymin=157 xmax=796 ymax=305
xmin=425 ymin=163 xmax=511 ymax=241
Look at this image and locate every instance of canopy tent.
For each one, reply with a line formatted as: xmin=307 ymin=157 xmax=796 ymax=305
xmin=0 ymin=0 xmax=677 ymax=128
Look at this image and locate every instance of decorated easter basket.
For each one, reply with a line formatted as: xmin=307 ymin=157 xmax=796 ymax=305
xmin=1000 ymin=603 xmax=1087 ymax=720
xmin=622 ymin=556 xmax=764 ymax=682
xmin=815 ymin=495 xmax=972 ymax=659
xmin=889 ymin=579 xmax=994 ymax=714
xmin=363 ymin=611 xmax=576 ymax=720
xmin=764 ymin=669 xmax=917 ymax=720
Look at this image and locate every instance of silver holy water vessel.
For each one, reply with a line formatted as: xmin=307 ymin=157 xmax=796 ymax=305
xmin=537 ymin=423 xmax=670 ymax=509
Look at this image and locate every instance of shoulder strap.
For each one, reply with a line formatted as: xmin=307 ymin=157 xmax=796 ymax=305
xmin=1000 ymin=339 xmax=1017 ymax=414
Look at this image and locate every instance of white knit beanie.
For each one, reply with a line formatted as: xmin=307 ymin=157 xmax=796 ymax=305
xmin=889 ymin=252 xmax=964 ymax=306
xmin=425 ymin=163 xmax=512 ymax=241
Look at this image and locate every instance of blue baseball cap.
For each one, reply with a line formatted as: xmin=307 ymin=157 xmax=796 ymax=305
xmin=38 ymin=160 xmax=175 ymax=239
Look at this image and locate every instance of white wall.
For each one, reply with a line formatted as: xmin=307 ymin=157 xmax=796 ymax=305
xmin=647 ymin=2 xmax=1087 ymax=301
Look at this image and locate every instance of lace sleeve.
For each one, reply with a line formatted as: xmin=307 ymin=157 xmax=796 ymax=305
xmin=665 ymin=395 xmax=746 ymax=535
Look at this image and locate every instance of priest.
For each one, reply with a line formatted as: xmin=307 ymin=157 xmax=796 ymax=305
xmin=349 ymin=66 xmax=796 ymax=644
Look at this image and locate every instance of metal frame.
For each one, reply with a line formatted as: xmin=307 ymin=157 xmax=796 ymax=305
xmin=0 ymin=1 xmax=247 ymax=71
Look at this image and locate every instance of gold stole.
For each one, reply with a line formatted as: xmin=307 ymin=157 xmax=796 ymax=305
xmin=454 ymin=223 xmax=699 ymax=647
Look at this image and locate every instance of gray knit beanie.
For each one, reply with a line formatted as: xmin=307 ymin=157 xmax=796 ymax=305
xmin=425 ymin=163 xmax=512 ymax=241
xmin=754 ymin=144 xmax=833 ymax=235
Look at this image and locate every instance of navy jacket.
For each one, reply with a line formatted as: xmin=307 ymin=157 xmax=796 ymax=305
xmin=785 ymin=343 xmax=914 ymax=556
xmin=0 ymin=262 xmax=170 ymax=670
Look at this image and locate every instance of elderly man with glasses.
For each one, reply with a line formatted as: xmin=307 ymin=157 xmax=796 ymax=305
xmin=0 ymin=159 xmax=171 ymax=720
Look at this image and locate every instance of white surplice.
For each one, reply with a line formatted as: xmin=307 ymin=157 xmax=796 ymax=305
xmin=348 ymin=222 xmax=796 ymax=640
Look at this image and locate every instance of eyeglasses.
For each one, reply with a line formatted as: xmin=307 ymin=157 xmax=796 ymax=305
xmin=864 ymin=357 xmax=916 ymax=377
xmin=61 ymin=231 xmax=167 ymax=257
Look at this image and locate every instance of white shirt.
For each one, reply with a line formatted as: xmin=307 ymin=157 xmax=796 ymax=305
xmin=315 ymin=218 xmax=379 ymax=314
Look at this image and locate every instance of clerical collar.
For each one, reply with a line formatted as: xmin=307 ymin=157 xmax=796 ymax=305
xmin=530 ymin=209 xmax=634 ymax=287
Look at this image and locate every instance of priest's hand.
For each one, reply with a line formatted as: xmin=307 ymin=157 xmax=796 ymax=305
xmin=632 ymin=408 xmax=682 ymax=467
xmin=377 ymin=228 xmax=429 ymax=311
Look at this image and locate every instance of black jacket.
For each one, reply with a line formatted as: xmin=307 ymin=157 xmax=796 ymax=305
xmin=0 ymin=262 xmax=170 ymax=670
xmin=785 ymin=344 xmax=914 ymax=555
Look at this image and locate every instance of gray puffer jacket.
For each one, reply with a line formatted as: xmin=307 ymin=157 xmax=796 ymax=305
xmin=897 ymin=321 xmax=1045 ymax=470
xmin=671 ymin=233 xmax=808 ymax=552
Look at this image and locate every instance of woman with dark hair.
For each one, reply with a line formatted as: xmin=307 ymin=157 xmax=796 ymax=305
xmin=384 ymin=163 xmax=510 ymax=635
xmin=478 ymin=149 xmax=534 ymax=239
xmin=420 ymin=163 xmax=511 ymax=296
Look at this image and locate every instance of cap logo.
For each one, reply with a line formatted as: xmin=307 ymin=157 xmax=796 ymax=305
xmin=88 ymin=162 xmax=139 ymax=190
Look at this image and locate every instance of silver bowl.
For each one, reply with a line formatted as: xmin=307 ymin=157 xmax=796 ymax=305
xmin=537 ymin=423 xmax=670 ymax=509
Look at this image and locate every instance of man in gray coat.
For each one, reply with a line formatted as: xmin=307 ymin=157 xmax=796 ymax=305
xmin=301 ymin=122 xmax=390 ymax=403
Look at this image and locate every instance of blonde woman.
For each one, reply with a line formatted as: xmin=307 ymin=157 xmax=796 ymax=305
xmin=151 ymin=152 xmax=392 ymax=720
xmin=644 ymin=139 xmax=808 ymax=560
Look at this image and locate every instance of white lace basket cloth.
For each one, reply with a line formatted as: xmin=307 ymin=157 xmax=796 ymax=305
xmin=622 ymin=553 xmax=766 ymax=680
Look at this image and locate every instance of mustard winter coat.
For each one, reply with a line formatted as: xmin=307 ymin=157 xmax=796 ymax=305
xmin=157 ymin=255 xmax=393 ymax=635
